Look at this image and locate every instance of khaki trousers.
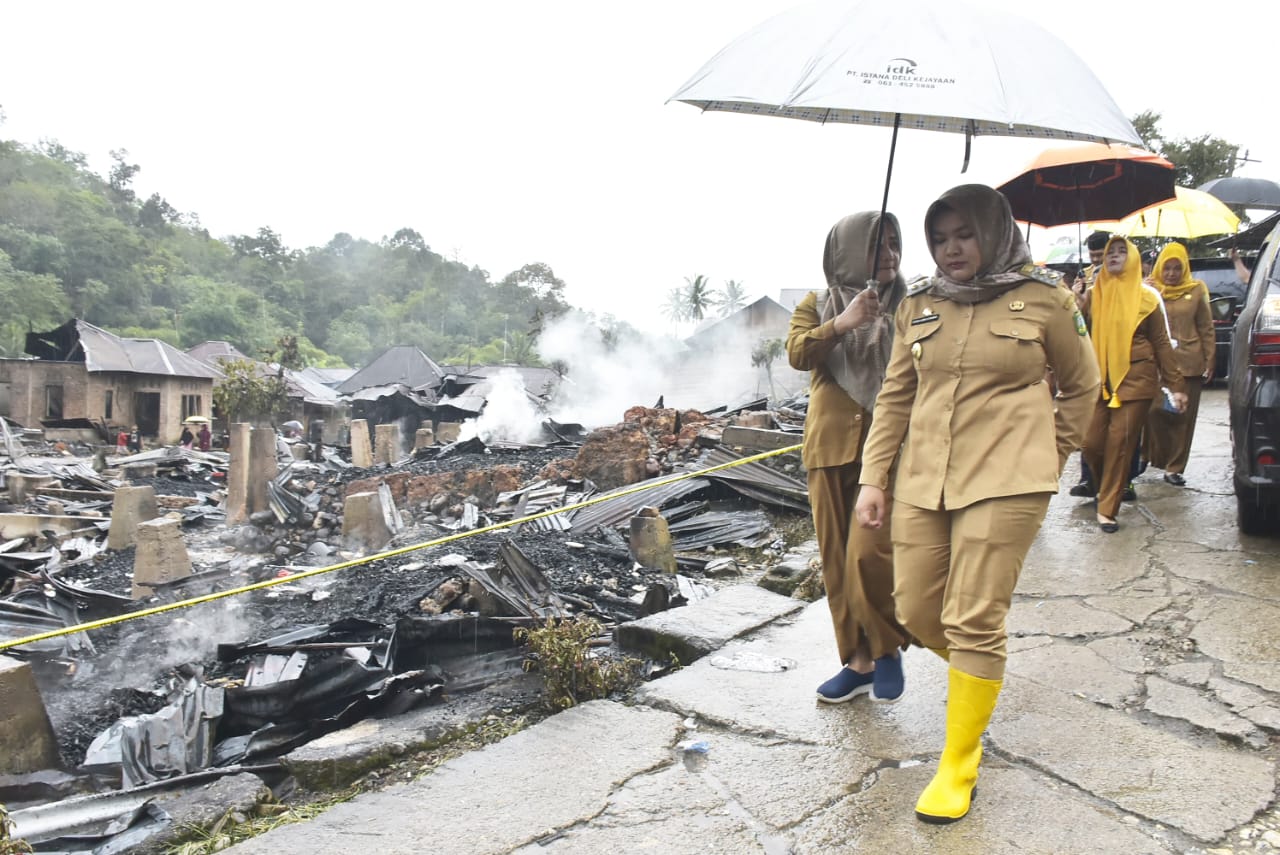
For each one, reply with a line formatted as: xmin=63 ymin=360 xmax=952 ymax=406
xmin=892 ymin=494 xmax=1050 ymax=681
xmin=808 ymin=463 xmax=906 ymax=665
xmin=1145 ymin=377 xmax=1203 ymax=475
xmin=1082 ymin=398 xmax=1150 ymax=518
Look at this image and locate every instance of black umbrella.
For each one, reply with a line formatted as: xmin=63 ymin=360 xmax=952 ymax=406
xmin=996 ymin=143 xmax=1176 ymax=228
xmin=1198 ymin=176 xmax=1280 ymax=211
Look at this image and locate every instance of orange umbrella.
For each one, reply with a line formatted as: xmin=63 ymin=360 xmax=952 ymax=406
xmin=997 ymin=143 xmax=1176 ymax=227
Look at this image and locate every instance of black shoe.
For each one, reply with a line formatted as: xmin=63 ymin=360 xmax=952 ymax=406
xmin=1164 ymin=473 xmax=1186 ymax=486
xmin=1100 ymin=521 xmax=1119 ymax=533
xmin=1122 ymin=483 xmax=1137 ymax=502
xmin=1068 ymin=482 xmax=1096 ymax=498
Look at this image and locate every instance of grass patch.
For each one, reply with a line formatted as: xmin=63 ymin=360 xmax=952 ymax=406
xmin=515 ymin=616 xmax=643 ymax=711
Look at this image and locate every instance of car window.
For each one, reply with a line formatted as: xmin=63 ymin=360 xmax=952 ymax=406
xmin=1252 ymin=234 xmax=1280 ymax=307
xmin=1190 ymin=260 xmax=1246 ymax=302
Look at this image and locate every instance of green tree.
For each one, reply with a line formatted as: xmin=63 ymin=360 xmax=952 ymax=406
xmin=1130 ymin=110 xmax=1240 ymax=188
xmin=0 ymin=249 xmax=69 ymax=355
xmin=107 ymin=148 xmax=140 ymax=205
xmin=751 ymin=337 xmax=785 ymax=399
xmin=212 ymin=358 xmax=289 ymax=425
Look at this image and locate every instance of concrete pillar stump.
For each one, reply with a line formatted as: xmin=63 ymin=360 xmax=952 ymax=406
xmin=132 ymin=517 xmax=193 ymax=599
xmin=8 ymin=472 xmax=55 ymax=504
xmin=247 ymin=426 xmax=279 ymax=519
xmin=342 ymin=490 xmax=396 ymax=553
xmin=436 ymin=422 xmax=461 ymax=443
xmin=350 ymin=419 xmax=374 ymax=468
xmin=122 ymin=462 xmax=158 ymax=480
xmin=108 ymin=485 xmax=159 ymax=550
xmin=374 ymin=423 xmax=401 ymax=465
xmin=0 ymin=656 xmax=60 ymax=774
xmin=414 ymin=427 xmax=435 ymax=450
xmin=630 ymin=507 xmax=677 ymax=574
xmin=225 ymin=423 xmax=252 ymax=525
xmin=735 ymin=411 xmax=774 ymax=429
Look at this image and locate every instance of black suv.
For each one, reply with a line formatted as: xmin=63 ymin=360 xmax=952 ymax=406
xmin=1190 ymin=257 xmax=1248 ymax=380
xmin=1227 ymin=229 xmax=1280 ymax=534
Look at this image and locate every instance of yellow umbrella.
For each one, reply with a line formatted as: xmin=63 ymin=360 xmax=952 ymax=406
xmin=1112 ymin=186 xmax=1240 ymax=238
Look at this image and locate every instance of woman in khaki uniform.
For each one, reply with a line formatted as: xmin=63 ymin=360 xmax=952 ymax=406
xmin=1081 ymin=237 xmax=1187 ymax=531
xmin=1143 ymin=242 xmax=1214 ymax=486
xmin=786 ymin=211 xmax=911 ymax=704
xmin=854 ymin=185 xmax=1099 ymax=824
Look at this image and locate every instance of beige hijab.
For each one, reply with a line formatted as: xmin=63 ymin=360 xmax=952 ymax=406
xmin=817 ymin=211 xmax=906 ymax=410
xmin=925 ymin=184 xmax=1035 ymax=304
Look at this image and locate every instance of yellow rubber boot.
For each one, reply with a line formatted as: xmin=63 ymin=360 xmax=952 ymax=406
xmin=915 ymin=667 xmax=1002 ymax=824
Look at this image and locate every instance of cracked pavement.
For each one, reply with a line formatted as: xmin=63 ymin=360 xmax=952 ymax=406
xmin=227 ymin=389 xmax=1279 ymax=854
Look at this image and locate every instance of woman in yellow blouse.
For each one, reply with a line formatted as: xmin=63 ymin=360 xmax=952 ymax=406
xmin=855 ymin=184 xmax=1099 ymax=823
xmin=786 ymin=212 xmax=910 ymax=705
xmin=1142 ymin=242 xmax=1214 ymax=486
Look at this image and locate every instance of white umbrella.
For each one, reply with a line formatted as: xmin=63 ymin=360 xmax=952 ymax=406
xmin=669 ymin=0 xmax=1141 ymax=267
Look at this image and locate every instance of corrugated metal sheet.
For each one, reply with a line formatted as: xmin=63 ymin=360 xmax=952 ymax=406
xmin=336 ymin=346 xmax=444 ymax=395
xmin=25 ymin=320 xmax=221 ymax=379
xmin=568 ymin=475 xmax=711 ymax=534
xmin=698 ymin=446 xmax=809 ymax=511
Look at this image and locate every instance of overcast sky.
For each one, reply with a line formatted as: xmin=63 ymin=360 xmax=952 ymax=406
xmin=3 ymin=1 xmax=1277 ymax=334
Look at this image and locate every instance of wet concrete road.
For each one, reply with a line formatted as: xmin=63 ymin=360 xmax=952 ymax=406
xmin=229 ymin=387 xmax=1279 ymax=854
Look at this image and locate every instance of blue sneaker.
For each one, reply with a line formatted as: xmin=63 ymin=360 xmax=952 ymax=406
xmin=816 ymin=667 xmax=874 ymax=703
xmin=870 ymin=653 xmax=905 ymax=703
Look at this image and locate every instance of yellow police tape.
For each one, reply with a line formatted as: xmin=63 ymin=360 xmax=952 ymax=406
xmin=0 ymin=442 xmax=803 ymax=652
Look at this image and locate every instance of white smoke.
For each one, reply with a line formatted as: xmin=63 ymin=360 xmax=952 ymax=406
xmin=447 ymin=308 xmax=808 ymax=441
xmin=537 ymin=309 xmax=806 ymax=428
xmin=458 ymin=369 xmax=546 ymax=444
xmin=157 ymin=602 xmax=256 ymax=674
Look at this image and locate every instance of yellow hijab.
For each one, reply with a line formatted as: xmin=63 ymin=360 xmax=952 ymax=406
xmin=1092 ymin=237 xmax=1160 ymax=407
xmin=1147 ymin=242 xmax=1204 ymax=302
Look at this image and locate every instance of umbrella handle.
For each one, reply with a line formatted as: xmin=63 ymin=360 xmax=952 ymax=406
xmin=870 ymin=113 xmax=903 ymax=295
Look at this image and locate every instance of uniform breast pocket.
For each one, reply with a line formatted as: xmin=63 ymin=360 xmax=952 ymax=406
xmin=986 ymin=318 xmax=1045 ymax=379
xmin=906 ymin=319 xmax=943 ymax=372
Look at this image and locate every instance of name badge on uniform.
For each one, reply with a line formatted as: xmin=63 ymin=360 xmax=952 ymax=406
xmin=910 ymin=307 xmax=939 ymax=326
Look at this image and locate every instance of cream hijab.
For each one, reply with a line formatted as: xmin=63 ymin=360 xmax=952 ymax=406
xmin=818 ymin=211 xmax=906 ymax=410
xmin=925 ymin=184 xmax=1035 ymax=304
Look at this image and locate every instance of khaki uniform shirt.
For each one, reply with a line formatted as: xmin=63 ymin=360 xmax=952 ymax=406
xmin=1083 ymin=287 xmax=1187 ymax=402
xmin=1162 ymin=283 xmax=1214 ymax=379
xmin=786 ymin=291 xmax=868 ymax=469
xmin=860 ymin=278 xmax=1100 ymax=510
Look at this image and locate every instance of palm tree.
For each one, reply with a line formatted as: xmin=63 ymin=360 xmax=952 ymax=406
xmin=682 ymin=274 xmax=713 ymax=323
xmin=662 ymin=287 xmax=687 ymax=331
xmin=715 ymin=279 xmax=748 ymax=317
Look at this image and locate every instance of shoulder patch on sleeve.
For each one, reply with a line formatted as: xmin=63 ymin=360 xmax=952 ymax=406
xmin=1074 ymin=309 xmax=1088 ymax=336
xmin=906 ymin=275 xmax=935 ymax=296
xmin=1019 ymin=263 xmax=1062 ymax=286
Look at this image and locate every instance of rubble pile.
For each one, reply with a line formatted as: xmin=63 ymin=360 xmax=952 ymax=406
xmin=0 ymin=400 xmax=812 ymax=850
